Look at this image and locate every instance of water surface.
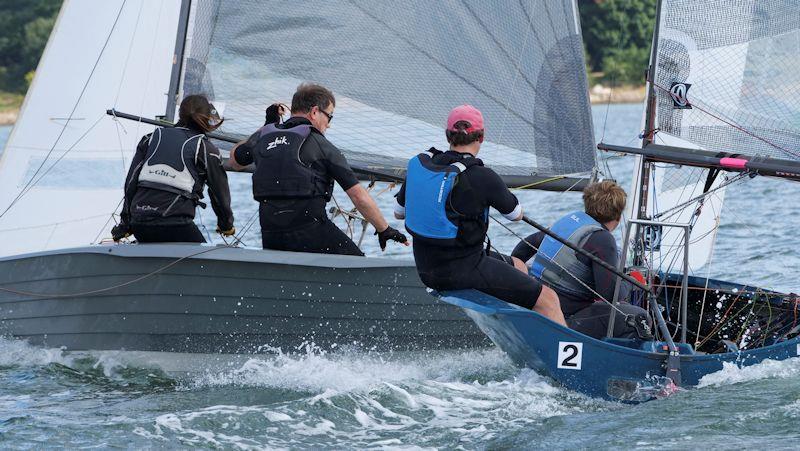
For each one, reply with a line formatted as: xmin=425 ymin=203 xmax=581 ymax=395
xmin=2 ymin=106 xmax=799 ymax=449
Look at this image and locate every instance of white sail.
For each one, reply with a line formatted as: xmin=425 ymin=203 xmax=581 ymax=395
xmin=625 ymin=0 xmax=800 ymax=273
xmin=627 ymin=138 xmax=726 ymax=273
xmin=0 ymin=0 xmax=182 ymax=257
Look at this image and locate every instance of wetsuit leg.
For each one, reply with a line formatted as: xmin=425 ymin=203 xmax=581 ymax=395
xmin=567 ymin=302 xmax=650 ymax=339
xmin=472 ymin=255 xmax=543 ymax=309
xmin=262 ymin=220 xmax=364 ymax=256
xmin=131 ymin=223 xmax=206 ymax=243
xmin=419 ymin=252 xmax=542 ymax=309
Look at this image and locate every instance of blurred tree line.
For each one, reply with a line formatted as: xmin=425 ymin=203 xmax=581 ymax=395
xmin=0 ymin=0 xmax=656 ymax=96
xmin=0 ymin=0 xmax=61 ymax=94
xmin=580 ymin=0 xmax=658 ymax=85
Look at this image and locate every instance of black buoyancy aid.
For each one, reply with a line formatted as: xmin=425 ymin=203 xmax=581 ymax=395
xmin=251 ymin=123 xmax=331 ymax=201
xmin=530 ymin=211 xmax=605 ymax=299
xmin=137 ymin=127 xmax=204 ymax=202
xmin=404 ymin=149 xmax=485 ymax=247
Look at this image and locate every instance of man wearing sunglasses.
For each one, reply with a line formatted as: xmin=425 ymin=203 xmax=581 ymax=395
xmin=230 ymin=82 xmax=407 ymax=255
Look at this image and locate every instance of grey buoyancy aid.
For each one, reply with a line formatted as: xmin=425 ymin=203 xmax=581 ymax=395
xmin=137 ymin=127 xmax=203 ymax=201
xmin=404 ymin=150 xmax=484 ymax=246
xmin=530 ymin=211 xmax=605 ymax=299
xmin=251 ymin=123 xmax=331 ymax=201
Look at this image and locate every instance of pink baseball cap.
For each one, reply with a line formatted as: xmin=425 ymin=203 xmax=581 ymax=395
xmin=446 ymin=105 xmax=484 ymax=133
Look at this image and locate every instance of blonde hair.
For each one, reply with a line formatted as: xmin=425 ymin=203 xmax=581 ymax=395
xmin=583 ymin=180 xmax=626 ymax=223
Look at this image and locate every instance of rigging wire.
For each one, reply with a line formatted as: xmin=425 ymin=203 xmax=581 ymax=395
xmin=596 ymin=0 xmax=633 ymax=145
xmin=653 ymin=173 xmax=747 ymax=221
xmin=92 ymin=198 xmax=125 ymax=245
xmin=196 ymin=207 xmax=214 ymax=243
xmin=0 ymin=0 xmax=128 ymax=221
xmin=231 ymin=208 xmax=260 ymax=246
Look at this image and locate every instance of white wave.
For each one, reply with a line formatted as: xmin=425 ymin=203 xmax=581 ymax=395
xmin=190 ymin=346 xmax=515 ymax=394
xmin=142 ymin=361 xmax=607 ymax=449
xmin=0 ymin=336 xmax=173 ymax=387
xmin=697 ymin=357 xmax=800 ymax=387
xmin=0 ymin=336 xmax=66 ymax=367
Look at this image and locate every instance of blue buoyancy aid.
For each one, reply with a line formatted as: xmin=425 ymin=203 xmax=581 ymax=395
xmin=404 ymin=152 xmax=483 ymax=246
xmin=530 ymin=211 xmax=605 ymax=299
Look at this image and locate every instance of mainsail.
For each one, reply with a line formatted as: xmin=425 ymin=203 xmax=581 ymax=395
xmin=177 ymin=0 xmax=596 ymax=188
xmin=0 ymin=0 xmax=596 ymax=258
xmin=625 ymin=0 xmax=800 ymax=273
xmin=0 ymin=0 xmax=182 ymax=258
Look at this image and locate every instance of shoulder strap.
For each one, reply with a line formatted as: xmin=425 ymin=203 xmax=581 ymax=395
xmin=426 ymin=147 xmax=443 ymax=156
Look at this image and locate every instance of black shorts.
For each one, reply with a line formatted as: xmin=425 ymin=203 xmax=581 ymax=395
xmin=261 ymin=219 xmax=364 ymax=256
xmin=417 ymin=250 xmax=542 ymax=309
xmin=131 ymin=223 xmax=206 ymax=243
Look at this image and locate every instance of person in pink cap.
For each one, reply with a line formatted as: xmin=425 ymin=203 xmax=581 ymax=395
xmin=393 ymin=105 xmax=566 ymax=326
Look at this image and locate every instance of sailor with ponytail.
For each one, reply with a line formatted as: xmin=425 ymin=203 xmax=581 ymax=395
xmin=113 ymin=94 xmax=234 ymax=243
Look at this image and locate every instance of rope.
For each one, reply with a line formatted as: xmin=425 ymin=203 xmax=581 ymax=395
xmin=0 ymin=245 xmax=235 ymax=299
xmin=694 ymin=205 xmax=721 ymax=347
xmin=511 ymin=175 xmax=567 ymax=191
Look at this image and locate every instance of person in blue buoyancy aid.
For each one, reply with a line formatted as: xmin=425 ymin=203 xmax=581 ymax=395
xmin=229 ymin=83 xmax=407 ymax=255
xmin=511 ymin=181 xmax=651 ymax=339
xmin=395 ymin=105 xmax=566 ymax=326
xmin=112 ymin=95 xmax=235 ymax=243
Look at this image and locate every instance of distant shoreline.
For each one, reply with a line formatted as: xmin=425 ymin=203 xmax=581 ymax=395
xmin=0 ymin=91 xmax=22 ymax=125
xmin=0 ymin=110 xmax=17 ymax=126
xmin=589 ymin=84 xmax=645 ymax=104
xmin=0 ymin=85 xmax=645 ymax=127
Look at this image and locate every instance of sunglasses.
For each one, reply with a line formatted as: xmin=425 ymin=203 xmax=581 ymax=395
xmin=317 ymin=107 xmax=333 ymax=123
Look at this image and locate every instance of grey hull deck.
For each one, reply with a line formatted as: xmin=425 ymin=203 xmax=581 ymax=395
xmin=0 ymin=244 xmax=490 ymax=353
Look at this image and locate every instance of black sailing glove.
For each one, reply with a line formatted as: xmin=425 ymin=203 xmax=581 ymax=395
xmin=111 ymin=222 xmax=132 ymax=242
xmin=375 ymin=226 xmax=407 ymax=251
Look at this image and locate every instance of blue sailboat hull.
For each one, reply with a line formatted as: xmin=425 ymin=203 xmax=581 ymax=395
xmin=438 ymin=290 xmax=800 ymax=401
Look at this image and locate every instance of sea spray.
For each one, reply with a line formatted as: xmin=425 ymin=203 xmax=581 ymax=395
xmin=137 ymin=346 xmax=606 ymax=448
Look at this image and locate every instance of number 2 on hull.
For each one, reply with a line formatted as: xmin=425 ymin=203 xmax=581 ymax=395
xmin=557 ymin=341 xmax=583 ymax=370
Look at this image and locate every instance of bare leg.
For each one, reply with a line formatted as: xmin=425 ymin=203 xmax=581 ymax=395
xmin=511 ymin=256 xmax=528 ymax=274
xmin=533 ymin=285 xmax=566 ymax=326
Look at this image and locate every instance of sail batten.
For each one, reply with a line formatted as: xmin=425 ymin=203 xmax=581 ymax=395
xmin=179 ymin=0 xmax=596 ymax=183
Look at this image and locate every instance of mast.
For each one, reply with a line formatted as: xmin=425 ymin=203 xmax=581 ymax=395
xmin=631 ymin=0 xmax=665 ymax=265
xmin=163 ymin=0 xmax=192 ymax=121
